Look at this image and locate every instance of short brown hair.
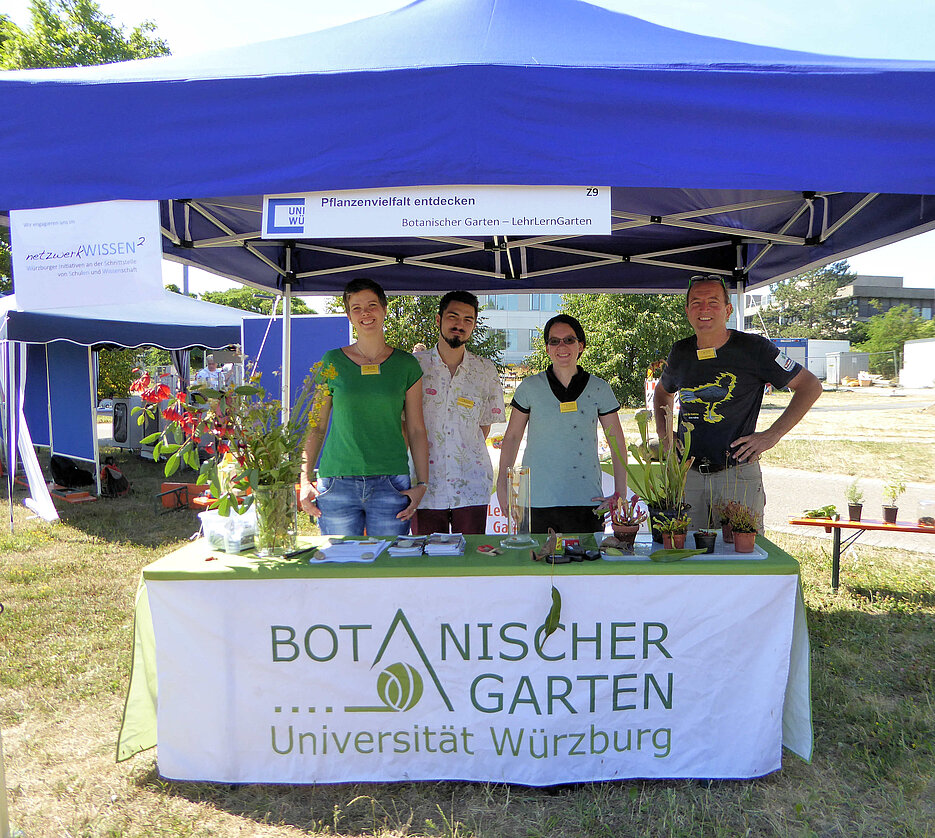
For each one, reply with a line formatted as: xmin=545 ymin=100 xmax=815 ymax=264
xmin=342 ymin=278 xmax=387 ymax=310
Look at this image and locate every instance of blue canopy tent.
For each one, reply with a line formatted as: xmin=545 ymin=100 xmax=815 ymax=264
xmin=0 ymin=292 xmax=243 ymax=519
xmin=1 ymin=0 xmax=935 ymax=299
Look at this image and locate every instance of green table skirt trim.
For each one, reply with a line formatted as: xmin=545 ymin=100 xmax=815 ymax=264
xmin=140 ymin=534 xmax=800 ymax=581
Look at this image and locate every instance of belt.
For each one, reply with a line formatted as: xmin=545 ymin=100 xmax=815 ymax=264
xmin=691 ymin=459 xmax=732 ymax=475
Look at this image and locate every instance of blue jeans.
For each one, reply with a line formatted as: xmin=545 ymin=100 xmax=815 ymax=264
xmin=315 ymin=475 xmax=412 ymax=537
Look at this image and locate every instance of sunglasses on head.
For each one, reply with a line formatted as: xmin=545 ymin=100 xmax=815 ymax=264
xmin=687 ymin=274 xmax=728 ymax=291
xmin=546 ymin=336 xmax=580 ymax=346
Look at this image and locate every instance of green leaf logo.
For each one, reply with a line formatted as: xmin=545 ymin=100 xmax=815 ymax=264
xmin=376 ymin=662 xmax=424 ymax=711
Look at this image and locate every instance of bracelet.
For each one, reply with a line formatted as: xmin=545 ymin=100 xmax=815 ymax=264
xmin=416 ymin=481 xmax=428 ymax=487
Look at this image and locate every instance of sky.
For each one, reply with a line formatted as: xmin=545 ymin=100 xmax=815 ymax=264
xmin=6 ymin=0 xmax=935 ymax=294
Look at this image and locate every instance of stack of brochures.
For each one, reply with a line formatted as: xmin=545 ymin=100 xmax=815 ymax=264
xmin=310 ymin=538 xmax=389 ymax=563
xmin=387 ymin=535 xmax=427 ymax=557
xmin=424 ymin=533 xmax=466 ymax=556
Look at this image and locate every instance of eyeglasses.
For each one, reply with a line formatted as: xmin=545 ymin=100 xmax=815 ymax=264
xmin=546 ymin=336 xmax=580 ymax=346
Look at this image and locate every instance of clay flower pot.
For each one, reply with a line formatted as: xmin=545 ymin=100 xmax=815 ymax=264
xmin=662 ymin=532 xmax=686 ymax=549
xmin=612 ymin=524 xmax=640 ymax=553
xmin=648 ymin=506 xmax=676 ymax=544
xmin=732 ymin=531 xmax=757 ymax=553
xmin=721 ymin=522 xmax=733 ymax=544
xmin=882 ymin=505 xmax=898 ymax=525
xmin=847 ymin=503 xmax=863 ymax=522
xmin=693 ymin=530 xmax=717 ymax=554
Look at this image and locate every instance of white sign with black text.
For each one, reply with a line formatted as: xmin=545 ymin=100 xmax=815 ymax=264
xmin=262 ymin=185 xmax=611 ymax=239
xmin=10 ymin=200 xmax=164 ymax=310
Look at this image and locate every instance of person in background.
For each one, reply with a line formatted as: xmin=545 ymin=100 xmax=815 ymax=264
xmin=193 ymin=354 xmax=226 ymax=390
xmin=412 ymin=342 xmax=427 ymax=352
xmin=299 ymin=278 xmax=430 ymax=536
xmin=412 ymin=291 xmax=504 ymax=535
xmin=496 ymin=314 xmax=628 ymax=534
xmin=653 ymin=274 xmax=822 ymax=530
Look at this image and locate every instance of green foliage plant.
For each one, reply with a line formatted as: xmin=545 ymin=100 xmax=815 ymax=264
xmin=626 ymin=407 xmax=694 ymax=509
xmin=133 ymin=363 xmax=330 ymax=516
xmin=883 ymin=478 xmax=906 ymax=507
xmin=845 ymin=479 xmax=864 ymax=506
xmin=803 ymin=504 xmax=838 ymax=520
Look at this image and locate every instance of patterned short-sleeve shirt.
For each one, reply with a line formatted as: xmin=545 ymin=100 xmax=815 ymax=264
xmin=415 ymin=347 xmax=505 ymax=509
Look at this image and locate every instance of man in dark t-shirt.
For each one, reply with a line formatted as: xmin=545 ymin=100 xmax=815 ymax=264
xmin=653 ymin=276 xmax=822 ymax=530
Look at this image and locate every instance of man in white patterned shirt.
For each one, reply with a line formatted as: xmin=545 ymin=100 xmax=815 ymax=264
xmin=412 ymin=291 xmax=505 ymax=535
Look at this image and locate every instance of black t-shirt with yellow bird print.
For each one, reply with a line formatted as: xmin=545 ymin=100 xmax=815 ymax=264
xmin=660 ymin=331 xmax=802 ymax=466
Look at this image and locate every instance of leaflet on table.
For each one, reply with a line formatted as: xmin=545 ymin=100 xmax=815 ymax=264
xmin=310 ymin=539 xmax=390 ymax=563
xmin=424 ymin=533 xmax=466 ymax=556
xmin=387 ymin=536 xmax=427 ymax=557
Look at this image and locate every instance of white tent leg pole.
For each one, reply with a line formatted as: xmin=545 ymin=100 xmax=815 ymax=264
xmin=89 ymin=348 xmax=101 ymax=496
xmin=281 ymin=246 xmax=294 ymax=422
xmin=734 ymin=285 xmax=746 ymax=333
xmin=1 ymin=342 xmax=13 ymax=534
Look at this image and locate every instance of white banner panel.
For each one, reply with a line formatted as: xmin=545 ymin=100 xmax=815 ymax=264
xmin=147 ymin=573 xmax=800 ymax=784
xmin=262 ymin=185 xmax=611 ymax=238
xmin=10 ymin=200 xmax=164 ymax=310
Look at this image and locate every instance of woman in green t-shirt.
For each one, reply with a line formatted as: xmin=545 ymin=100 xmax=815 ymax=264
xmin=299 ymin=278 xmax=430 ymax=536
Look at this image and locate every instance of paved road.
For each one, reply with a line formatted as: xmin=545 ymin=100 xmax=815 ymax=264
xmin=763 ymin=465 xmax=934 ymax=557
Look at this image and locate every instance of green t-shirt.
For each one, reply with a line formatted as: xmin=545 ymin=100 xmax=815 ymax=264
xmin=317 ymin=347 xmax=423 ymax=477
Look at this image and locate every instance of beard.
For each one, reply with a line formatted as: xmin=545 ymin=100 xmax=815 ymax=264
xmin=443 ymin=332 xmax=466 ymax=349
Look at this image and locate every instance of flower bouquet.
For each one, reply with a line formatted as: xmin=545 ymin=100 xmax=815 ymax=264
xmin=132 ymin=361 xmax=335 ymax=555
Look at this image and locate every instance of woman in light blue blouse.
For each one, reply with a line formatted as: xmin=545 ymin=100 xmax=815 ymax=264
xmin=496 ymin=315 xmax=628 ymax=534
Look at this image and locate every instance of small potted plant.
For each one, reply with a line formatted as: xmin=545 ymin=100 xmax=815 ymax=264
xmin=693 ymin=527 xmax=718 ymax=554
xmin=726 ymin=502 xmax=760 ymax=553
xmin=882 ymin=478 xmax=906 ymax=525
xmin=711 ymin=499 xmax=733 ymax=544
xmin=652 ymin=512 xmax=691 ymax=549
xmin=605 ymin=494 xmax=648 ymax=552
xmin=845 ymin=479 xmax=864 ymax=522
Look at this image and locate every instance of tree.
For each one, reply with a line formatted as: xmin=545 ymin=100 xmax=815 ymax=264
xmin=0 ymin=0 xmax=168 ymax=69
xmin=524 ymin=293 xmax=693 ymax=407
xmin=856 ymin=304 xmax=935 ymax=376
xmin=754 ymin=261 xmax=863 ymax=341
xmin=200 ymin=288 xmax=314 ymax=316
xmin=97 ymin=347 xmax=138 ymax=400
xmin=328 ymin=294 xmax=505 ymax=367
xmin=0 ymin=0 xmax=170 ymax=293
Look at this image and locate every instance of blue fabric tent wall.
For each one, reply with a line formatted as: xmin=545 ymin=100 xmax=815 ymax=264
xmin=2 ymin=0 xmax=935 ymax=295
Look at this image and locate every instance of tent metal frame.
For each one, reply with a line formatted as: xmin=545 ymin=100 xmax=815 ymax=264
xmin=160 ymin=190 xmax=882 ymax=296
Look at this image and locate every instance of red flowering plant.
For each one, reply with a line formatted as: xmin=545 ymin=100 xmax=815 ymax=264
xmin=132 ymin=363 xmax=332 ymax=516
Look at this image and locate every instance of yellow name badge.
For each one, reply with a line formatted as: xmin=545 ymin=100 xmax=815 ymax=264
xmin=696 ymin=347 xmax=717 ymax=360
xmin=360 ymin=364 xmax=381 ymax=375
xmin=456 ymin=396 xmax=475 ymax=409
xmin=560 ymin=401 xmax=578 ymax=413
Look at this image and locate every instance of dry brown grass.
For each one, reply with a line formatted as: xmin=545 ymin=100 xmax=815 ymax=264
xmin=2 ymin=420 xmax=934 ymax=837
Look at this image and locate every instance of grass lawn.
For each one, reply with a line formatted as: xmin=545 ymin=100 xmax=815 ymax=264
xmin=1 ymin=449 xmax=933 ymax=836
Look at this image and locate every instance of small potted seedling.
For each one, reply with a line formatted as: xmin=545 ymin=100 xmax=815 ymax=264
xmin=882 ymin=478 xmax=906 ymax=525
xmin=845 ymin=479 xmax=864 ymax=522
xmin=652 ymin=512 xmax=691 ymax=549
xmin=712 ymin=499 xmax=733 ymax=544
xmin=726 ymin=502 xmax=761 ymax=553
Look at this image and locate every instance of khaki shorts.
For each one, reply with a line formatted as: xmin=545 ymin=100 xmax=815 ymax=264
xmin=683 ymin=461 xmax=765 ymax=531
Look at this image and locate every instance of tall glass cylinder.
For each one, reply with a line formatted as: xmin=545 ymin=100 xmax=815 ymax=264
xmin=501 ymin=466 xmax=537 ymax=548
xmin=254 ymin=483 xmax=298 ymax=557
